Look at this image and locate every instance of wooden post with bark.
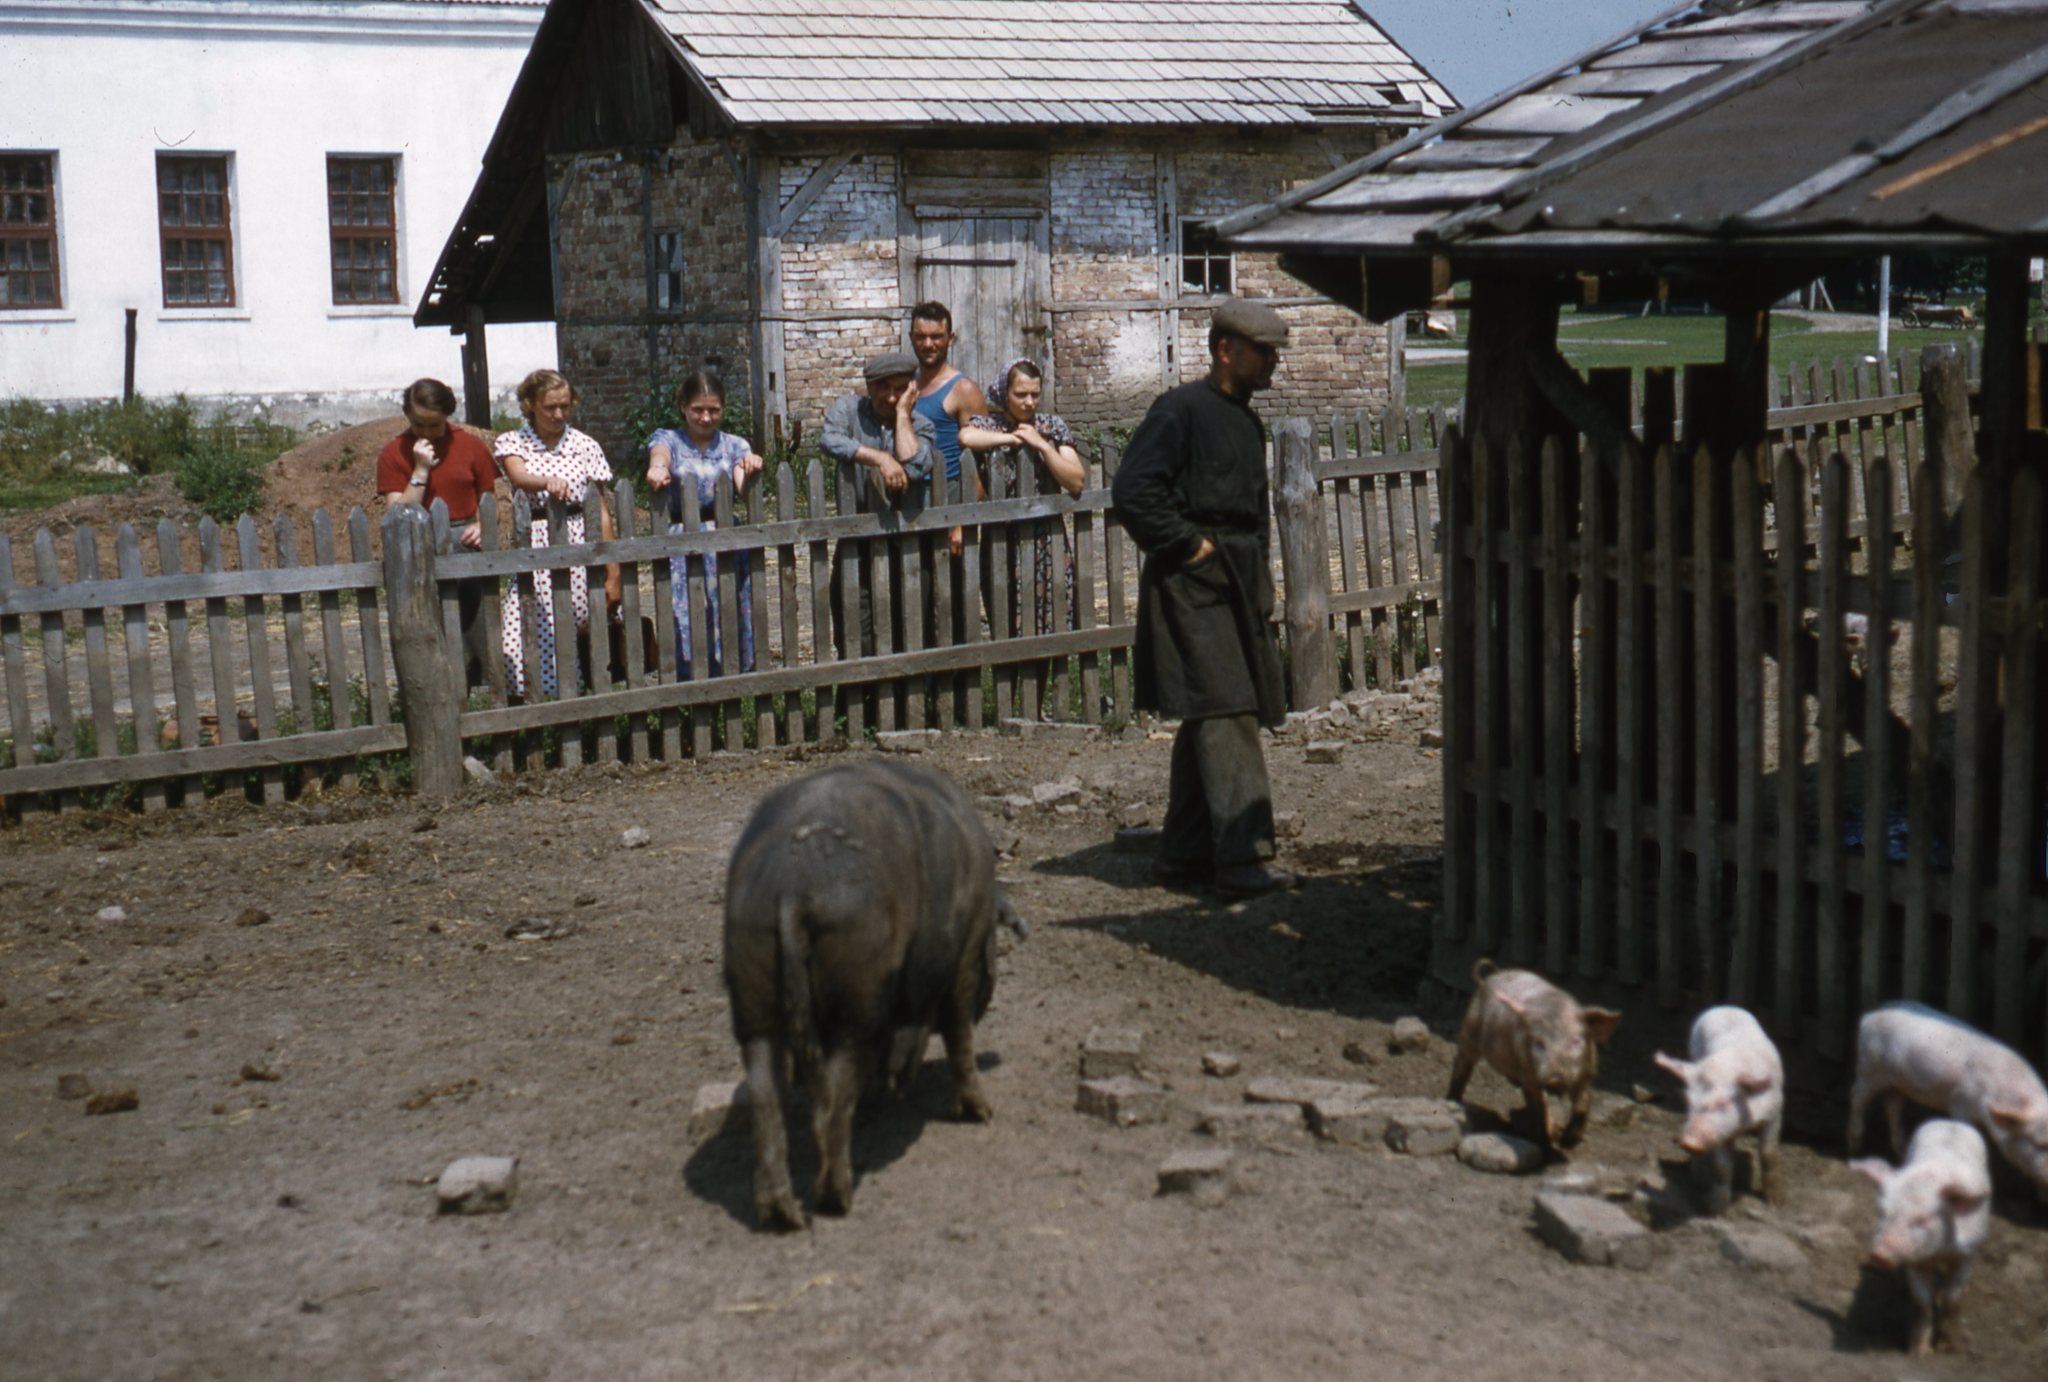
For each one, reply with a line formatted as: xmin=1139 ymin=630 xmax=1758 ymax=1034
xmin=1273 ymin=416 xmax=1336 ymax=710
xmin=381 ymin=505 xmax=463 ymax=797
xmin=1919 ymin=343 xmax=1975 ymax=543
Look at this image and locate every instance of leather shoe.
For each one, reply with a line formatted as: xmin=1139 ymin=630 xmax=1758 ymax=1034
xmin=1150 ymin=856 xmax=1212 ymax=888
xmin=1213 ymin=862 xmax=1304 ymax=900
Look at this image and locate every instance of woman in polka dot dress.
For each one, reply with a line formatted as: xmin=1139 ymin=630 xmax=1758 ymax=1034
xmin=495 ymin=368 xmax=621 ymax=700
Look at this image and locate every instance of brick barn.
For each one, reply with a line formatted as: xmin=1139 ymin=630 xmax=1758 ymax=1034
xmin=416 ymin=0 xmax=1452 ymax=461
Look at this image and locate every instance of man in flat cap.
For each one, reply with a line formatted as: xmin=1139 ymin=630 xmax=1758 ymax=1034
xmin=821 ymin=350 xmax=939 ymax=714
xmin=1112 ymin=297 xmax=1301 ymax=899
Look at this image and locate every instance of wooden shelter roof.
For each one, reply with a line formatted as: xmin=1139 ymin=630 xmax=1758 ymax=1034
xmin=1218 ymin=0 xmax=2048 ymax=277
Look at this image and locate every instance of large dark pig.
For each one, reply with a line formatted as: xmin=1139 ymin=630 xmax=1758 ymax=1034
xmin=723 ymin=761 xmax=1024 ymax=1230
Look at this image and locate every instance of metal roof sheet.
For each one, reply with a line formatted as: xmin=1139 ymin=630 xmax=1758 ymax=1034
xmin=638 ymin=0 xmax=1453 ymax=126
xmin=1217 ymin=0 xmax=2048 ymax=262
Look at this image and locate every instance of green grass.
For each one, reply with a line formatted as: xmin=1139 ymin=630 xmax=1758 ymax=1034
xmin=1406 ymin=308 xmax=1987 ymax=414
xmin=0 ymin=395 xmax=295 ymax=518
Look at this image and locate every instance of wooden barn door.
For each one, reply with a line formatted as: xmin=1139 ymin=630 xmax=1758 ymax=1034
xmin=914 ymin=215 xmax=1048 ymax=395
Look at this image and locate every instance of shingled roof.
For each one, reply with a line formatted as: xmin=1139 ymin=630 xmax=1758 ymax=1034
xmin=1218 ymin=0 xmax=2048 ymax=271
xmin=639 ymin=0 xmax=1452 ymax=126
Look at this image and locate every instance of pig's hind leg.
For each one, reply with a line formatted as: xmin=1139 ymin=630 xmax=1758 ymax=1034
xmin=742 ymin=1036 xmax=805 ymax=1231
xmin=1757 ymin=1115 xmax=1783 ymax=1205
xmin=811 ymin=1045 xmax=862 ymax=1216
xmin=939 ymin=994 xmax=992 ymax=1123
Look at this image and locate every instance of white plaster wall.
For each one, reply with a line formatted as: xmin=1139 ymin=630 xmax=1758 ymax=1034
xmin=0 ymin=0 xmax=552 ymax=413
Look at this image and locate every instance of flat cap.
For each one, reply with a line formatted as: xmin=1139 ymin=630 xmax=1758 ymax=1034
xmin=863 ymin=349 xmax=918 ymax=382
xmin=1212 ymin=298 xmax=1289 ymax=348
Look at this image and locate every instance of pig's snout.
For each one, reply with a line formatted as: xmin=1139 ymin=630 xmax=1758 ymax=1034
xmin=1868 ymin=1245 xmax=1897 ymax=1270
xmin=1679 ymin=1130 xmax=1712 ymax=1155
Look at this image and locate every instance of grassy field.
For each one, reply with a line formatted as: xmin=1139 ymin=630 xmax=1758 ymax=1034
xmin=1406 ymin=308 xmax=1987 ymax=413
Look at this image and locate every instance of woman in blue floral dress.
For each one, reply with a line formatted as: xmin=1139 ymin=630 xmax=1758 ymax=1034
xmin=643 ymin=371 xmax=763 ymax=677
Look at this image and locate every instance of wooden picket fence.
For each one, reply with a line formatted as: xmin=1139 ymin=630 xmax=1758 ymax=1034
xmin=1435 ymin=361 xmax=2048 ymax=1068
xmin=0 ymin=352 xmax=1951 ymax=824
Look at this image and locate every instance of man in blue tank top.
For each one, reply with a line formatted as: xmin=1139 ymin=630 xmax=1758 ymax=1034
xmin=909 ymin=300 xmax=986 ymax=559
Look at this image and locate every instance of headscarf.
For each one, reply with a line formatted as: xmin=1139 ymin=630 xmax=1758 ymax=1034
xmin=982 ymin=358 xmax=1076 ymax=449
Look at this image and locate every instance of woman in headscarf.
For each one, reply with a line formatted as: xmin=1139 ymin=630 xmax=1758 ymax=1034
xmin=960 ymin=358 xmax=1086 ymax=646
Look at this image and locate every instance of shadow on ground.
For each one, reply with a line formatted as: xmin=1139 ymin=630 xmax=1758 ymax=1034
xmin=681 ymin=1054 xmax=1006 ymax=1228
xmin=1029 ymin=837 xmax=1443 ymax=1020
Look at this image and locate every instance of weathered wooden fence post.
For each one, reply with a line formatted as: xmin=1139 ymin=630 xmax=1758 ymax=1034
xmin=1274 ymin=416 xmax=1337 ymax=709
xmin=381 ymin=504 xmax=463 ymax=797
xmin=1919 ymin=343 xmax=1975 ymax=543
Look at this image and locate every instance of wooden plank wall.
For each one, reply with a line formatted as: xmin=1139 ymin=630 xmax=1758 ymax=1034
xmin=1436 ymin=357 xmax=2048 ymax=1067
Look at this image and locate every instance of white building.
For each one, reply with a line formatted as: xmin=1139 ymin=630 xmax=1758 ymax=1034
xmin=0 ymin=0 xmax=551 ymax=424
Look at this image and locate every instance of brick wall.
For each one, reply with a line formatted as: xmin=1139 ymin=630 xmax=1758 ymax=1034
xmin=548 ymin=135 xmax=752 ymax=465
xmin=543 ymin=128 xmax=1402 ymax=466
xmin=776 ymin=151 xmax=905 ymax=436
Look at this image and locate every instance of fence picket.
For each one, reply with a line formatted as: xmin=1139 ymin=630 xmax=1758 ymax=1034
xmin=1947 ymin=469 xmax=1990 ymax=1020
xmin=75 ymin=528 xmax=120 ymax=772
xmin=115 ymin=526 xmax=165 ymax=813
xmin=1692 ymin=446 xmax=1724 ymax=997
xmin=1576 ymin=439 xmax=1608 ymax=978
xmin=988 ymin=461 xmax=1014 ymax=725
xmin=1329 ymin=422 xmax=1368 ymax=690
xmin=899 ymin=476 xmax=927 ymax=734
xmin=1540 ymin=439 xmax=1571 ymax=974
xmin=1074 ymin=468 xmax=1099 ymax=725
xmin=237 ymin=516 xmax=285 ymax=804
xmin=1816 ymin=455 xmax=1850 ymax=1059
xmin=1470 ymin=432 xmax=1499 ymax=958
xmin=712 ymin=476 xmax=744 ymax=751
xmin=275 ymin=518 xmax=319 ymax=785
xmin=1652 ymin=448 xmax=1683 ymax=1009
xmin=0 ymin=535 xmax=41 ymax=815
xmin=1903 ymin=453 xmax=1942 ymax=1002
xmin=679 ymin=497 xmax=712 ymax=757
xmin=1992 ymin=467 xmax=2041 ymax=1044
xmin=346 ymin=508 xmax=391 ymax=726
xmin=1773 ymin=448 xmax=1806 ymax=1037
xmin=832 ymin=461 xmax=865 ymax=742
xmin=1101 ymin=437 xmax=1129 ymax=720
xmin=776 ymin=464 xmax=805 ymax=743
xmin=1860 ymin=458 xmax=1894 ymax=1019
xmin=1730 ymin=451 xmax=1764 ymax=1006
xmin=648 ymin=489 xmax=682 ymax=758
xmin=806 ymin=463 xmax=836 ymax=744
xmin=310 ymin=512 xmax=362 ymax=789
xmin=748 ymin=478 xmax=775 ymax=750
xmin=1360 ymin=417 xmax=1394 ymax=688
xmin=614 ymin=480 xmax=649 ymax=762
xmin=1613 ymin=441 xmax=1644 ymax=986
xmin=1440 ymin=425 xmax=1468 ymax=944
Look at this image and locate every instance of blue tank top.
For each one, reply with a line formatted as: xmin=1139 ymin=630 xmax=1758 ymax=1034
xmin=913 ymin=375 xmax=962 ymax=483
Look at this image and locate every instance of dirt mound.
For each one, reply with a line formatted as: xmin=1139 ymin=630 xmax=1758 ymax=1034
xmin=5 ymin=417 xmax=500 ymax=583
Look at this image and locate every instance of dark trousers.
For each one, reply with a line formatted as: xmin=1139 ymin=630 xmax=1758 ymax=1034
xmin=456 ymin=577 xmax=492 ymax=690
xmin=1159 ymin=713 xmax=1276 ymax=869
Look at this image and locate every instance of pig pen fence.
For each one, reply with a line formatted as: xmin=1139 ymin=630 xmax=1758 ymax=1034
xmin=1435 ymin=351 xmax=2048 ymax=1070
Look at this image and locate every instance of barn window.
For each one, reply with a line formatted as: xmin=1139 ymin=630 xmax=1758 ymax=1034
xmin=327 ymin=155 xmax=400 ymax=305
xmin=0 ymin=153 xmax=60 ymax=309
xmin=1179 ymin=219 xmax=1233 ymax=297
xmin=652 ymin=230 xmax=684 ymax=311
xmin=157 ymin=154 xmax=236 ymax=307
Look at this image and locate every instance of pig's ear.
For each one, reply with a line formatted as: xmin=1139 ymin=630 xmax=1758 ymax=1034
xmin=1652 ymin=1052 xmax=1690 ymax=1080
xmin=1735 ymin=1070 xmax=1776 ymax=1095
xmin=1986 ymin=1102 xmax=2029 ymax=1128
xmin=1582 ymin=1008 xmax=1622 ymax=1044
xmin=1848 ymin=1158 xmax=1892 ymax=1187
xmin=1493 ymin=989 xmax=1527 ymax=1016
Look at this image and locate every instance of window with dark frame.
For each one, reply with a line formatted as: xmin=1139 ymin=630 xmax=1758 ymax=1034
xmin=327 ymin=155 xmax=399 ymax=305
xmin=1179 ymin=218 xmax=1233 ymax=297
xmin=652 ymin=229 xmax=684 ymax=311
xmin=157 ymin=154 xmax=235 ymax=307
xmin=0 ymin=153 xmax=60 ymax=309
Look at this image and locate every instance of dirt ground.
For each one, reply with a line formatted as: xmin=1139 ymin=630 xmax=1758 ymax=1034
xmin=2 ymin=723 xmax=2045 ymax=1381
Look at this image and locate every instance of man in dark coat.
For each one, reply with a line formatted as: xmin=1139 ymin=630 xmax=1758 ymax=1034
xmin=1111 ymin=298 xmax=1300 ymax=900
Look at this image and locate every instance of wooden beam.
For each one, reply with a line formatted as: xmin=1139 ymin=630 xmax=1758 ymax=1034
xmin=460 ymin=304 xmax=492 ymax=429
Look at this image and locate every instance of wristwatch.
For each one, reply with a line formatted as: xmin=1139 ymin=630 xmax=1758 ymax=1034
xmin=410 ymin=471 xmax=430 ymax=488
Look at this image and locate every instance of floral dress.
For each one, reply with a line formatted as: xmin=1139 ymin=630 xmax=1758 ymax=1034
xmin=647 ymin=427 xmax=754 ymax=677
xmin=494 ymin=423 xmax=612 ymax=699
xmin=969 ymin=408 xmax=1079 ymax=638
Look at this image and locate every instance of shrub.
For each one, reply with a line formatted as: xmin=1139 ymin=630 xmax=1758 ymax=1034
xmin=175 ymin=444 xmax=268 ymax=522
